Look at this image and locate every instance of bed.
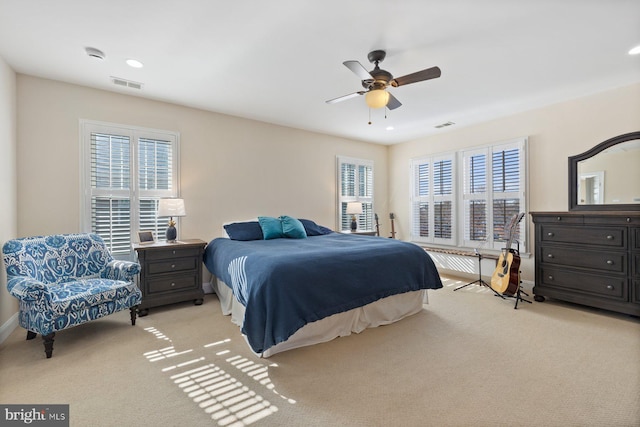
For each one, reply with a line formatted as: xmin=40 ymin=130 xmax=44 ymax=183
xmin=203 ymin=217 xmax=443 ymax=357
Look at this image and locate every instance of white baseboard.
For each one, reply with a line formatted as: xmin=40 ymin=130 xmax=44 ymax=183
xmin=0 ymin=312 xmax=19 ymax=344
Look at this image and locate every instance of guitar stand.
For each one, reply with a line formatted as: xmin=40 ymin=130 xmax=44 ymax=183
xmin=454 ymin=252 xmax=505 ymax=299
xmin=498 ymin=245 xmax=531 ymax=309
xmin=502 ymin=285 xmax=532 ymax=309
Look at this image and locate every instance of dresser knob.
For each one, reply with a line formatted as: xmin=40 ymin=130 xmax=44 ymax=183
xmin=556 ymin=216 xmax=562 ymax=221
xmin=606 ymin=285 xmax=614 ymax=290
xmin=606 ymin=260 xmax=613 ymax=265
xmin=547 ymin=232 xmax=554 ymax=237
xmin=627 ymin=217 xmax=631 ymax=223
xmin=171 ymin=264 xmax=176 ymax=268
xmin=548 ymin=275 xmax=554 ymax=280
xmin=547 ymin=253 xmax=554 ymax=258
xmin=171 ymin=282 xmax=175 ymax=287
xmin=606 ymin=235 xmax=614 ymax=240
xmin=172 ymin=250 xmax=176 ymax=255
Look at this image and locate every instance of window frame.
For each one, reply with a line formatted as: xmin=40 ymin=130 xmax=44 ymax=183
xmin=80 ymin=120 xmax=180 ymax=259
xmin=336 ymin=156 xmax=374 ymax=232
xmin=410 ymin=137 xmax=528 ymax=253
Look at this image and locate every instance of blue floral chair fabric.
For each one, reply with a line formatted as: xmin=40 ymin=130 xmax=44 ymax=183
xmin=2 ymin=233 xmax=142 ymax=358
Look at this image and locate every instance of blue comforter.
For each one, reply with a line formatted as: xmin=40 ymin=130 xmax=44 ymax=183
xmin=203 ymin=233 xmax=442 ymax=354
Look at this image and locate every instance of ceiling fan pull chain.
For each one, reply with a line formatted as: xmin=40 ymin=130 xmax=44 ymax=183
xmin=368 ymin=108 xmax=372 ymax=125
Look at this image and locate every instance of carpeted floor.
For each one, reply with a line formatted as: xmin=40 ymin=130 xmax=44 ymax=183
xmin=1 ymin=276 xmax=639 ymax=427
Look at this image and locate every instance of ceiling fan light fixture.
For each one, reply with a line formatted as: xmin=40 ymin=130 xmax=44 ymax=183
xmin=365 ymin=89 xmax=390 ymax=109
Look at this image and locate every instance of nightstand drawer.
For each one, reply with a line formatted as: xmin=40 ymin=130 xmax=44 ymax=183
xmin=147 ymin=257 xmax=197 ymax=274
xmin=147 ymin=275 xmax=198 ymax=294
xmin=145 ymin=247 xmax=202 ymax=260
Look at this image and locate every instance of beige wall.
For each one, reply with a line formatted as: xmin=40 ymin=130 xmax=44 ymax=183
xmin=389 ymin=82 xmax=640 ymax=282
xmin=0 ymin=57 xmax=18 ymax=328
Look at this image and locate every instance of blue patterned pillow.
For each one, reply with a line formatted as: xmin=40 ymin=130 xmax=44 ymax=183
xmin=280 ymin=216 xmax=307 ymax=239
xmin=224 ymin=222 xmax=264 ymax=241
xmin=258 ymin=216 xmax=285 ymax=240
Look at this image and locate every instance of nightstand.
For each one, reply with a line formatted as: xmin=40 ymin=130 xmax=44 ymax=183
xmin=132 ymin=239 xmax=206 ymax=316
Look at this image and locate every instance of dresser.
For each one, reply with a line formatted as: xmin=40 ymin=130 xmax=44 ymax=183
xmin=132 ymin=239 xmax=206 ymax=316
xmin=531 ymin=212 xmax=640 ymax=316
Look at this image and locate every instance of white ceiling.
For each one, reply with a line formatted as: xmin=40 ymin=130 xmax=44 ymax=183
xmin=1 ymin=0 xmax=639 ymax=145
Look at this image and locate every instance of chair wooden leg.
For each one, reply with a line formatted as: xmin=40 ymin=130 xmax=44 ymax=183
xmin=42 ymin=333 xmax=55 ymax=359
xmin=130 ymin=306 xmax=138 ymax=326
xmin=26 ymin=330 xmax=37 ymax=340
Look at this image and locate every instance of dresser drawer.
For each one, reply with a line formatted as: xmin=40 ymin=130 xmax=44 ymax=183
xmin=540 ymin=267 xmax=626 ymax=300
xmin=147 ymin=274 xmax=198 ymax=294
xmin=532 ymin=214 xmax=583 ymax=224
xmin=147 ymin=257 xmax=197 ymax=274
xmin=539 ymin=246 xmax=626 ymax=273
xmin=539 ymin=225 xmax=625 ymax=248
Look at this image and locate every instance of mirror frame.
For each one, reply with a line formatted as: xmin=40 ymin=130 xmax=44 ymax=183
xmin=569 ymin=131 xmax=640 ymax=211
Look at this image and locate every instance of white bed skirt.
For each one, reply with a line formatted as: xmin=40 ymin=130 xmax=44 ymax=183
xmin=211 ymin=277 xmax=429 ymax=357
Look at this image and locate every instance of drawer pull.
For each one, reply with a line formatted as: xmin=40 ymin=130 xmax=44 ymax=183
xmin=172 ymin=250 xmax=176 ymax=255
xmin=606 ymin=235 xmax=614 ymax=240
xmin=171 ymin=264 xmax=176 ymax=268
xmin=547 ymin=232 xmax=554 ymax=237
xmin=606 ymin=285 xmax=614 ymax=290
xmin=627 ymin=217 xmax=631 ymax=223
xmin=547 ymin=254 xmax=554 ymax=258
xmin=556 ymin=216 xmax=562 ymax=221
xmin=548 ymin=275 xmax=554 ymax=280
xmin=606 ymin=260 xmax=613 ymax=265
xmin=171 ymin=282 xmax=176 ymax=287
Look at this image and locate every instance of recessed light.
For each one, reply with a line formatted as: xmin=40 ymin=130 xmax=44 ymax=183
xmin=629 ymin=45 xmax=640 ymax=55
xmin=126 ymin=59 xmax=144 ymax=68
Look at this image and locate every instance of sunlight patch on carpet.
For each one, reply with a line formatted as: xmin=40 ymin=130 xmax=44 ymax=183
xmin=141 ymin=325 xmax=294 ymax=426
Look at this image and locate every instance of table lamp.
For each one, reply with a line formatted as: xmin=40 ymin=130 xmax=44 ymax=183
xmin=346 ymin=202 xmax=363 ymax=232
xmin=158 ymin=198 xmax=186 ymax=242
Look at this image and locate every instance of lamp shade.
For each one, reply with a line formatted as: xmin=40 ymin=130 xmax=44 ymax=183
xmin=346 ymin=202 xmax=363 ymax=215
xmin=158 ymin=198 xmax=186 ymax=217
xmin=365 ymin=89 xmax=390 ymax=109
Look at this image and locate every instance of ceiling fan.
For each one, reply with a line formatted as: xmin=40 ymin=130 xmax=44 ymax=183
xmin=326 ymin=50 xmax=441 ymax=110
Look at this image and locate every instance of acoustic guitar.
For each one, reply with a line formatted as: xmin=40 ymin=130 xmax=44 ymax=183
xmin=374 ymin=213 xmax=380 ymax=237
xmin=490 ymin=213 xmax=525 ymax=296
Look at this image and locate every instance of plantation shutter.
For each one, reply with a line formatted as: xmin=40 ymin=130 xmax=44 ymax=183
xmin=90 ymin=132 xmax=132 ymax=255
xmin=491 ymin=145 xmax=524 ymax=248
xmin=411 ymin=154 xmax=455 ymax=244
xmin=337 ymin=156 xmax=374 ymax=231
xmin=462 ymin=149 xmax=488 ymax=244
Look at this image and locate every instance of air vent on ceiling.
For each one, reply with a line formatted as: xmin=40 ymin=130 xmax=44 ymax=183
xmin=110 ymin=76 xmax=143 ymax=90
xmin=434 ymin=121 xmax=455 ymax=129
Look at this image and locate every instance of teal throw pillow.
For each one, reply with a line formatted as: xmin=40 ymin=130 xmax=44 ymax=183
xmin=258 ymin=216 xmax=285 ymax=240
xmin=280 ymin=215 xmax=307 ymax=239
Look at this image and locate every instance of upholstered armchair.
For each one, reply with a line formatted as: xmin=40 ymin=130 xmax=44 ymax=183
xmin=2 ymin=233 xmax=142 ymax=358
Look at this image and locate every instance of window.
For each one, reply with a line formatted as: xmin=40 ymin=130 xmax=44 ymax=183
xmin=411 ymin=137 xmax=527 ymax=251
xmin=410 ymin=153 xmax=456 ymax=245
xmin=81 ymin=121 xmax=179 ymax=258
xmin=337 ymin=156 xmax=374 ymax=231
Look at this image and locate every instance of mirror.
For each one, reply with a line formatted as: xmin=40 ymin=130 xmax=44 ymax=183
xmin=569 ymin=131 xmax=640 ymax=211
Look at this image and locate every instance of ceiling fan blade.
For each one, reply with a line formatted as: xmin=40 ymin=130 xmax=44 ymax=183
xmin=326 ymin=91 xmax=365 ymax=104
xmin=343 ymin=60 xmax=373 ymax=81
xmin=386 ymin=93 xmax=402 ymax=110
xmin=391 ymin=66 xmax=441 ymax=87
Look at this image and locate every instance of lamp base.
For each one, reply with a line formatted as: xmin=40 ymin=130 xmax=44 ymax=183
xmin=350 ymin=217 xmax=358 ymax=232
xmin=165 ymin=226 xmax=177 ymax=242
